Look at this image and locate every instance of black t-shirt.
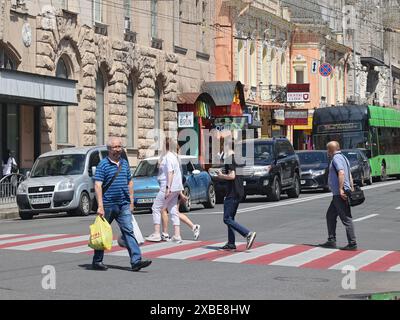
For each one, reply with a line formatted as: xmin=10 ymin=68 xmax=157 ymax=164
xmin=224 ymin=155 xmax=244 ymax=199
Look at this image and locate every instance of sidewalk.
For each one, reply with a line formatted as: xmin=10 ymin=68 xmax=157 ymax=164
xmin=0 ymin=202 xmax=19 ymax=220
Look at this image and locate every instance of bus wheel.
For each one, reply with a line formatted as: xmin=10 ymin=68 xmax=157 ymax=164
xmin=380 ymin=162 xmax=387 ymax=182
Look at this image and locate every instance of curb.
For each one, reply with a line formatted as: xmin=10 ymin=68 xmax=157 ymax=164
xmin=0 ymin=205 xmax=19 ymax=220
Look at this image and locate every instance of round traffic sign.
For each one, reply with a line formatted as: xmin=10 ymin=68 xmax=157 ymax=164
xmin=319 ymin=63 xmax=333 ymax=77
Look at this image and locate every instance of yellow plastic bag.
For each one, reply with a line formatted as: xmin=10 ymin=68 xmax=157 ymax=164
xmin=88 ymin=216 xmax=113 ymax=250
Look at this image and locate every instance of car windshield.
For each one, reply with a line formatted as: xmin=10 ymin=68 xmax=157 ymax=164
xmin=241 ymin=142 xmax=274 ymax=164
xmin=297 ymin=152 xmax=328 ymax=166
xmin=134 ymin=160 xmax=158 ymax=177
xmin=342 ymin=152 xmax=358 ymax=164
xmin=31 ymin=154 xmax=86 ymax=177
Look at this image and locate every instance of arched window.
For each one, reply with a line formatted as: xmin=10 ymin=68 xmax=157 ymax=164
xmin=127 ymin=79 xmax=137 ymax=148
xmin=0 ymin=47 xmax=16 ymax=70
xmin=96 ymin=72 xmax=105 ymax=145
xmin=56 ymin=58 xmax=69 ymax=145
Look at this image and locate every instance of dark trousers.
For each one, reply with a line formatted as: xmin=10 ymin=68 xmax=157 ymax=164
xmin=326 ymin=196 xmax=356 ymax=245
xmin=223 ymin=196 xmax=250 ymax=245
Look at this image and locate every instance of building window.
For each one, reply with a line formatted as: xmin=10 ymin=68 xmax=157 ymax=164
xmin=127 ymin=79 xmax=137 ymax=148
xmin=93 ymin=0 xmax=103 ymax=23
xmin=96 ymin=72 xmax=105 ymax=145
xmin=151 ymin=0 xmax=158 ymax=38
xmin=154 ymin=85 xmax=161 ymax=132
xmin=280 ymin=53 xmax=286 ymax=86
xmin=0 ymin=48 xmax=16 ymax=70
xmin=56 ymin=58 xmax=69 ymax=145
xmin=250 ymin=42 xmax=257 ymax=87
xmin=296 ymin=70 xmax=304 ymax=84
xmin=270 ymin=48 xmax=277 ymax=85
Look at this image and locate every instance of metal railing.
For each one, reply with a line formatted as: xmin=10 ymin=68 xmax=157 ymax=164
xmin=0 ymin=173 xmax=26 ymax=205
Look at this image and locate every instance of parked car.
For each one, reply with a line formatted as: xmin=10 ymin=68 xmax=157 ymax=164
xmin=15 ymin=146 xmax=124 ymax=220
xmin=209 ymin=138 xmax=301 ymax=202
xmin=133 ymin=155 xmax=216 ymax=212
xmin=296 ymin=150 xmax=329 ymax=191
xmin=342 ymin=149 xmax=372 ymax=186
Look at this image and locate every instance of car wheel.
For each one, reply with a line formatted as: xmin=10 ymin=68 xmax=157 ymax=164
xmin=180 ymin=187 xmax=191 ymax=212
xmin=75 ymin=192 xmax=91 ymax=216
xmin=268 ymin=176 xmax=281 ymax=201
xmin=287 ymin=174 xmax=300 ymax=198
xmin=203 ymin=184 xmax=216 ymax=209
xmin=19 ymin=211 xmax=34 ymax=220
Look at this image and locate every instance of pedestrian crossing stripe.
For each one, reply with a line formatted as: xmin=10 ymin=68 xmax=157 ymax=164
xmin=1 ymin=233 xmax=400 ymax=273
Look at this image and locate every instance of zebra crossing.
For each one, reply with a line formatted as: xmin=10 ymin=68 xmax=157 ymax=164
xmin=1 ymin=233 xmax=400 ymax=272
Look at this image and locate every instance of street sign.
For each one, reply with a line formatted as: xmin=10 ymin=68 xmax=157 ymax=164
xmin=319 ymin=63 xmax=333 ymax=77
xmin=178 ymin=112 xmax=194 ymax=128
xmin=311 ymin=60 xmax=318 ymax=74
xmin=286 ymin=83 xmax=310 ymax=103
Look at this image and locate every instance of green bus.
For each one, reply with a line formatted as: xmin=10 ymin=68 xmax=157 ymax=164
xmin=312 ymin=105 xmax=400 ymax=181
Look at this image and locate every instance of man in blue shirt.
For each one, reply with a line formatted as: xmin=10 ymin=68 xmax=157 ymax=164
xmin=92 ymin=137 xmax=152 ymax=271
xmin=320 ymin=141 xmax=357 ymax=250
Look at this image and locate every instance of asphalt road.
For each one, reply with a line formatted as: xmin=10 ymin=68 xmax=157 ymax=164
xmin=1 ymin=179 xmax=400 ymax=300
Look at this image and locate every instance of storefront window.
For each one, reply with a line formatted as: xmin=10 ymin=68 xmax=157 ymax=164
xmin=0 ymin=48 xmax=16 ymax=70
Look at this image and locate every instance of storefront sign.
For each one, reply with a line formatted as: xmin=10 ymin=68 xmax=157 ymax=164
xmin=178 ymin=112 xmax=194 ymax=128
xmin=286 ymin=84 xmax=310 ymax=103
xmin=213 ymin=117 xmax=247 ymax=131
xmin=284 ymin=109 xmax=308 ymax=125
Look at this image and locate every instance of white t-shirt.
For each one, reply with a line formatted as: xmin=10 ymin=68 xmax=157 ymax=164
xmin=157 ymin=152 xmax=183 ymax=192
xmin=3 ymin=157 xmax=17 ymax=176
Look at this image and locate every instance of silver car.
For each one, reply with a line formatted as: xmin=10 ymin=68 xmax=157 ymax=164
xmin=16 ymin=146 xmax=111 ymax=220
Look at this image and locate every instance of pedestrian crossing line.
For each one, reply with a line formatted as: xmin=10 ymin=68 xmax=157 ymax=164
xmin=4 ymin=235 xmax=90 ymax=251
xmin=213 ymin=243 xmax=292 ymax=263
xmin=143 ymin=241 xmax=217 ymax=259
xmin=0 ymin=234 xmax=28 ymax=240
xmin=360 ymin=252 xmax=400 ymax=272
xmin=243 ymin=245 xmax=311 ymax=265
xmin=329 ymin=250 xmax=392 ymax=271
xmin=301 ymin=250 xmax=363 ymax=269
xmin=0 ymin=234 xmax=68 ymax=249
xmin=158 ymin=242 xmax=227 ymax=260
xmin=1 ymin=234 xmax=400 ymax=273
xmin=188 ymin=243 xmax=249 ymax=262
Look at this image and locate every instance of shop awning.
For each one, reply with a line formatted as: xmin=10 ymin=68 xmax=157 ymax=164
xmin=0 ymin=68 xmax=78 ymax=106
xmin=201 ymin=81 xmax=245 ymax=107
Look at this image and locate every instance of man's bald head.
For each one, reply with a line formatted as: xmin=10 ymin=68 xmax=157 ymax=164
xmin=107 ymin=136 xmax=123 ymax=161
xmin=327 ymin=141 xmax=340 ymax=157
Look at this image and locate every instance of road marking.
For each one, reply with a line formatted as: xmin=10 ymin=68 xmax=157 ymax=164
xmin=158 ymin=242 xmax=227 ymax=260
xmin=388 ymin=264 xmax=400 ymax=272
xmin=360 ymin=252 xmax=400 ymax=272
xmin=244 ymin=245 xmax=312 ymax=265
xmin=301 ymin=250 xmax=362 ymax=269
xmin=192 ymin=180 xmax=400 ymax=215
xmin=4 ymin=235 xmax=89 ymax=251
xmin=0 ymin=234 xmax=63 ymax=247
xmin=396 ymin=207 xmax=400 ymax=210
xmin=269 ymin=247 xmax=338 ymax=267
xmin=0 ymin=234 xmax=26 ymax=240
xmin=214 ymin=243 xmax=293 ymax=263
xmin=329 ymin=250 xmax=392 ymax=271
xmin=353 ymin=214 xmax=379 ymax=222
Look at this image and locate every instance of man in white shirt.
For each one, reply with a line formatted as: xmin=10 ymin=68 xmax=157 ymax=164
xmin=3 ymin=150 xmax=17 ymax=176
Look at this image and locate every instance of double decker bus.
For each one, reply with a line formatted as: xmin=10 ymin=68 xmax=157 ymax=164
xmin=312 ymin=105 xmax=400 ymax=181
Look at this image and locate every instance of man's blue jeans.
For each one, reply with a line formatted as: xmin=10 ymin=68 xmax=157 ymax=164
xmin=93 ymin=204 xmax=142 ymax=265
xmin=223 ymin=196 xmax=250 ymax=245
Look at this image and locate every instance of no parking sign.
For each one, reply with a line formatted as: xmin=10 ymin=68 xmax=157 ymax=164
xmin=319 ymin=63 xmax=333 ymax=77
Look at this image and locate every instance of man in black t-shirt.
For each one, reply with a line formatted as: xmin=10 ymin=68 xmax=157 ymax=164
xmin=217 ymin=148 xmax=256 ymax=250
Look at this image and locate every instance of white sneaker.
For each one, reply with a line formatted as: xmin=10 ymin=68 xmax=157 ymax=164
xmin=161 ymin=233 xmax=171 ymax=241
xmin=145 ymin=233 xmax=161 ymax=242
xmin=192 ymin=224 xmax=201 ymax=241
xmin=171 ymin=235 xmax=183 ymax=244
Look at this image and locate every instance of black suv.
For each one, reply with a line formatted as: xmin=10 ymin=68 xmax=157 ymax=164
xmin=210 ymin=138 xmax=301 ymax=202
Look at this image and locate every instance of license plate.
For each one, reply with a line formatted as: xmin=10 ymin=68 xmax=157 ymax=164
xmin=137 ymin=198 xmax=154 ymax=204
xmin=301 ymin=180 xmax=306 ymax=185
xmin=30 ymin=197 xmax=51 ymax=205
xmin=243 ymin=181 xmax=247 ymax=186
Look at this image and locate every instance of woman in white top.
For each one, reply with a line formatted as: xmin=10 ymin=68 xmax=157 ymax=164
xmin=146 ymin=137 xmax=184 ymax=243
xmin=2 ymin=150 xmax=17 ymax=177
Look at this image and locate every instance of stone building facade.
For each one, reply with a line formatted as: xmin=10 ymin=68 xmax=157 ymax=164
xmin=0 ymin=0 xmax=215 ymax=168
